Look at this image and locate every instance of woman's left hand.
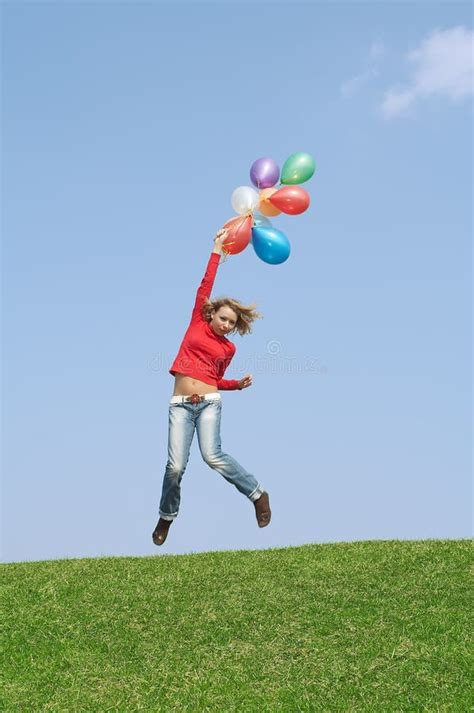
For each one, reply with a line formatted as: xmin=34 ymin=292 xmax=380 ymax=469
xmin=213 ymin=228 xmax=229 ymax=254
xmin=238 ymin=374 xmax=253 ymax=390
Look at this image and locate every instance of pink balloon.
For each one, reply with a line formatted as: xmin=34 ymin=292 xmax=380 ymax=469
xmin=222 ymin=215 xmax=252 ymax=254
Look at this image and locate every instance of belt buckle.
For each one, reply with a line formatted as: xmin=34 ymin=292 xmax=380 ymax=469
xmin=186 ymin=393 xmax=203 ymax=405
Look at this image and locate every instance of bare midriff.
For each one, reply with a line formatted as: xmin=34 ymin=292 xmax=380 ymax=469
xmin=172 ymin=373 xmax=218 ymax=397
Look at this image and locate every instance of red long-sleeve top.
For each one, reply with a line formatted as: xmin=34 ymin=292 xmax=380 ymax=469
xmin=169 ymin=252 xmax=241 ymax=390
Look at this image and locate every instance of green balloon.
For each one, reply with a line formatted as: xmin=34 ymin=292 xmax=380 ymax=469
xmin=280 ymin=152 xmax=316 ymax=185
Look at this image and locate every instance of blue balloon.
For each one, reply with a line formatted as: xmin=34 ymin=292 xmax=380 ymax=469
xmin=251 ymin=213 xmax=272 ymax=244
xmin=251 ymin=226 xmax=291 ymax=265
xmin=252 ymin=213 xmax=272 ymax=229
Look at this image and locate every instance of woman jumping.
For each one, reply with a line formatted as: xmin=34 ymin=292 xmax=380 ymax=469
xmin=152 ymin=228 xmax=271 ymax=546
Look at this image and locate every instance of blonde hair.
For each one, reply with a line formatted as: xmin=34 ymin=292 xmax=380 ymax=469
xmin=202 ymin=297 xmax=263 ymax=336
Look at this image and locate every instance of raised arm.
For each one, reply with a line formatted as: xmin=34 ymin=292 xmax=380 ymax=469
xmin=190 ymin=229 xmax=228 ymax=323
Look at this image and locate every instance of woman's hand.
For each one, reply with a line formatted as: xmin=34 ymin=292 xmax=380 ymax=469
xmin=238 ymin=374 xmax=253 ymax=390
xmin=212 ymin=228 xmax=229 ymax=255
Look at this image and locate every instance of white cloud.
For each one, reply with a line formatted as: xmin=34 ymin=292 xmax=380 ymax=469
xmin=340 ymin=40 xmax=385 ymax=97
xmin=381 ymin=26 xmax=474 ymax=118
xmin=341 ymin=68 xmax=379 ymax=97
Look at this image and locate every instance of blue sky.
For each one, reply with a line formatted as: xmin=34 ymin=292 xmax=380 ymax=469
xmin=2 ymin=2 xmax=472 ymax=563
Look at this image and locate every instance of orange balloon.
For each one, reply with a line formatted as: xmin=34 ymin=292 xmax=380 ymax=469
xmin=258 ymin=188 xmax=282 ymax=217
xmin=268 ymin=185 xmax=310 ymax=215
xmin=222 ymin=214 xmax=252 ymax=255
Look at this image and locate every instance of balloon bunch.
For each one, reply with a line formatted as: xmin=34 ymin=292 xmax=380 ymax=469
xmin=220 ymin=152 xmax=315 ymax=265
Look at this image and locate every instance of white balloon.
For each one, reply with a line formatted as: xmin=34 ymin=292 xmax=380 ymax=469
xmin=231 ymin=186 xmax=260 ymax=215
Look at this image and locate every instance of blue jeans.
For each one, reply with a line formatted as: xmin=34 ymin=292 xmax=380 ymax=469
xmin=159 ymin=395 xmax=264 ymax=520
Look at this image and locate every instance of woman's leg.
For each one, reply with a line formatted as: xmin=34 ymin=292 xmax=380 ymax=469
xmin=159 ymin=404 xmax=196 ymax=520
xmin=196 ymin=399 xmax=264 ymax=502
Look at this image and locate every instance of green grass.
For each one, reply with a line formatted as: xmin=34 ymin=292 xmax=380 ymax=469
xmin=1 ymin=539 xmax=472 ymax=711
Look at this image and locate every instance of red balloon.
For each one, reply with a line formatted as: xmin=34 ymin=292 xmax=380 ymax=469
xmin=268 ymin=186 xmax=310 ymax=215
xmin=222 ymin=215 xmax=252 ymax=254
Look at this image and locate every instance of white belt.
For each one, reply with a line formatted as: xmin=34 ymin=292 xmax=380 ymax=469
xmin=170 ymin=392 xmax=221 ymax=404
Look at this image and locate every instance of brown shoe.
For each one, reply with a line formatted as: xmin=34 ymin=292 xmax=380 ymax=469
xmin=152 ymin=517 xmax=173 ymax=546
xmin=254 ymin=491 xmax=271 ymax=528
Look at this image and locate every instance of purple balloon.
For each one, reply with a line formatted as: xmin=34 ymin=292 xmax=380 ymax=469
xmin=250 ymin=157 xmax=280 ymax=189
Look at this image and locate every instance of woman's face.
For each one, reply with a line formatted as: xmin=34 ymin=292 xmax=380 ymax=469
xmin=210 ymin=306 xmax=238 ymax=336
